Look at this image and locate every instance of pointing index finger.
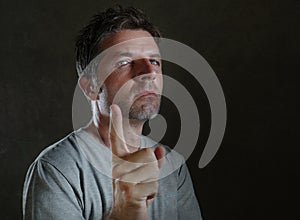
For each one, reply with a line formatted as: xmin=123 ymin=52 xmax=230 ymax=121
xmin=109 ymin=104 xmax=130 ymax=157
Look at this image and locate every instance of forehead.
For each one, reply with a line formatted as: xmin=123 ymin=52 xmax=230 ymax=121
xmin=99 ymin=30 xmax=160 ymax=56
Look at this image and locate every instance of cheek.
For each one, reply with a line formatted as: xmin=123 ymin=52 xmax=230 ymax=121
xmin=103 ymin=75 xmax=133 ymax=99
xmin=156 ymin=75 xmax=163 ymax=90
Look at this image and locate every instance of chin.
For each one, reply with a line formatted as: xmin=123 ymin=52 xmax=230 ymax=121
xmin=129 ymin=110 xmax=159 ymax=120
xmin=129 ymin=98 xmax=161 ymax=120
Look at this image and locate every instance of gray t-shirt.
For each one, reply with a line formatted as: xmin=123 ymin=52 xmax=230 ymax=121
xmin=23 ymin=129 xmax=202 ymax=219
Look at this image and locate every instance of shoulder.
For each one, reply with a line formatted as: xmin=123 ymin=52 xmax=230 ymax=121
xmin=28 ymin=129 xmax=113 ymax=179
xmin=28 ymin=130 xmax=92 ymax=179
xmin=36 ymin=132 xmax=81 ymax=163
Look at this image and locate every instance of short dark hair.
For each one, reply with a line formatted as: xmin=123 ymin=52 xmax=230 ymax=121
xmin=75 ymin=5 xmax=161 ymax=76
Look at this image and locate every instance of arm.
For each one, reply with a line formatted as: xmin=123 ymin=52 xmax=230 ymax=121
xmin=23 ymin=159 xmax=85 ymax=220
xmin=177 ymin=163 xmax=203 ymax=220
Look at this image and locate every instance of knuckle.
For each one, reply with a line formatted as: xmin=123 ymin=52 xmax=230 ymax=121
xmin=148 ymin=160 xmax=159 ymax=172
xmin=147 ymin=162 xmax=159 ymax=172
xmin=153 ymin=181 xmax=159 ymax=190
xmin=143 ymin=148 xmax=153 ymax=154
xmin=142 ymin=148 xmax=156 ymax=162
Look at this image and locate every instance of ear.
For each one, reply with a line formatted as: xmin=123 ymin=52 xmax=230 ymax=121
xmin=78 ymin=76 xmax=99 ymax=101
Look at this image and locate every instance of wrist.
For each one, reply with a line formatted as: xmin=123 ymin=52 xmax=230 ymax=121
xmin=107 ymin=203 xmax=148 ymax=220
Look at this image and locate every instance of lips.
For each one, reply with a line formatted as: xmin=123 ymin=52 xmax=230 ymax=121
xmin=135 ymin=91 xmax=158 ymax=100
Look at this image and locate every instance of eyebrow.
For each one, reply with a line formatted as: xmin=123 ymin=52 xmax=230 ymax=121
xmin=110 ymin=51 xmax=161 ymax=60
xmin=149 ymin=53 xmax=162 ymax=59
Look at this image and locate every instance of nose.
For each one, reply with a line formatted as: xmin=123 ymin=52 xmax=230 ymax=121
xmin=133 ymin=58 xmax=159 ymax=82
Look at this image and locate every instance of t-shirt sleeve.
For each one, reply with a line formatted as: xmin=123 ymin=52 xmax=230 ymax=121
xmin=177 ymin=162 xmax=203 ymax=220
xmin=22 ymin=159 xmax=85 ymax=220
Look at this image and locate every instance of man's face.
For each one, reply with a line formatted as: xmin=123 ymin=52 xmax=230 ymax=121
xmin=96 ymin=30 xmax=163 ymax=120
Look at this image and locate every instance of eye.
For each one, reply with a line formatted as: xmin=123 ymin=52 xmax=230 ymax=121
xmin=116 ymin=60 xmax=131 ymax=67
xmin=149 ymin=59 xmax=160 ymax=66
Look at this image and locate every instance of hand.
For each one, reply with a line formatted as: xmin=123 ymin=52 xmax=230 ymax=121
xmin=108 ymin=104 xmax=165 ymax=220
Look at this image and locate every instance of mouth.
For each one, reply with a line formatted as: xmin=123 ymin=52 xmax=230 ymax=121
xmin=135 ymin=91 xmax=159 ymax=100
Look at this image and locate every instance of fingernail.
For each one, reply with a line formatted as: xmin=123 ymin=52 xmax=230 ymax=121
xmin=110 ymin=105 xmax=113 ymax=118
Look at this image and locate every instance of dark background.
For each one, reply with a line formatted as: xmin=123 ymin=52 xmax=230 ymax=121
xmin=0 ymin=0 xmax=299 ymax=219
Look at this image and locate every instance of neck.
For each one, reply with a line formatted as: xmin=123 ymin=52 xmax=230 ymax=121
xmin=84 ymin=113 xmax=145 ymax=153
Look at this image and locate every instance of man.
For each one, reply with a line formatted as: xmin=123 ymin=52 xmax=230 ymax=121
xmin=23 ymin=6 xmax=202 ymax=220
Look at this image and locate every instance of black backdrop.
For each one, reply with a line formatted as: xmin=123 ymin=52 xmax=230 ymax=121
xmin=0 ymin=0 xmax=299 ymax=219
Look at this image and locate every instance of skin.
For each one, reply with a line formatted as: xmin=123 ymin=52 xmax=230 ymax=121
xmin=79 ymin=30 xmax=165 ymax=219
